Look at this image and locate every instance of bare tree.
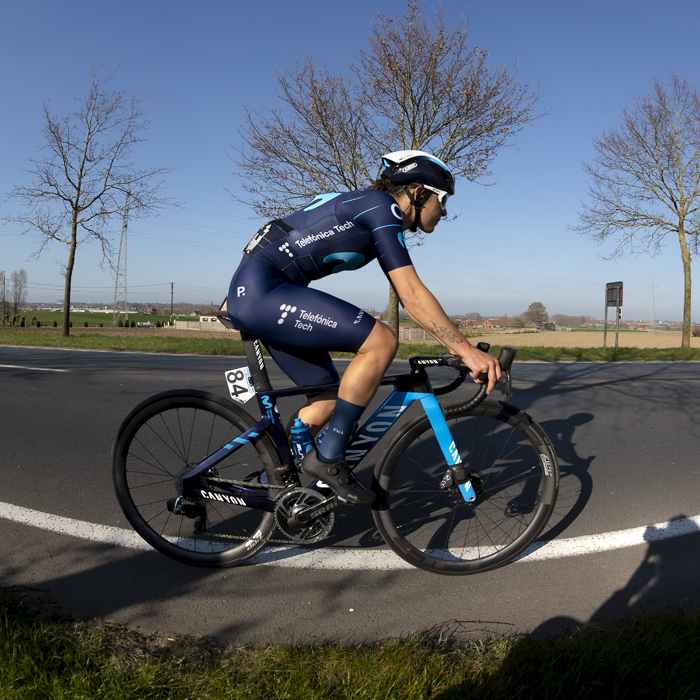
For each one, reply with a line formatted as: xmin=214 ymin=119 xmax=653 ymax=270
xmin=4 ymin=68 xmax=171 ymax=336
xmin=10 ymin=269 xmax=28 ymax=314
xmin=572 ymin=71 xmax=700 ymax=348
xmin=232 ymin=2 xmax=546 ymax=334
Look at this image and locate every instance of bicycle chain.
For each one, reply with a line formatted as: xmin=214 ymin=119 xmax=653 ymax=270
xmin=204 ymin=475 xmax=293 ymax=490
xmin=200 ymin=476 xmax=328 ymax=545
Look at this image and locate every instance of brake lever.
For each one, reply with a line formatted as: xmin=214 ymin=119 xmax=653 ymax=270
xmin=501 ymin=369 xmax=513 ymax=404
xmin=440 ymin=346 xmax=516 ymax=402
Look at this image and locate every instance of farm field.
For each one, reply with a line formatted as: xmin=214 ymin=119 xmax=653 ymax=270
xmin=471 ymin=329 xmax=700 ymax=349
xmin=2 ymin=316 xmax=699 ymax=350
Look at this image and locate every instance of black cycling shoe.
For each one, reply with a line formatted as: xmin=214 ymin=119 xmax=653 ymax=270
xmin=300 ymin=448 xmax=375 ymax=505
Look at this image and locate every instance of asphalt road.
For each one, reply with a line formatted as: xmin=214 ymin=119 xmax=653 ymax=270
xmin=1 ymin=345 xmax=699 ymax=644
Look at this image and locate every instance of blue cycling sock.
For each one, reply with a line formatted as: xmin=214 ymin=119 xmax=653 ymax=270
xmin=317 ymin=398 xmax=366 ymax=462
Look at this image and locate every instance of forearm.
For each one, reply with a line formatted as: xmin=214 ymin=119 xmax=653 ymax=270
xmin=400 ymin=288 xmax=472 ymax=355
xmin=388 ymin=264 xmax=500 ymax=391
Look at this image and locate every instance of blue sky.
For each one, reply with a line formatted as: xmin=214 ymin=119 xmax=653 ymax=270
xmin=1 ymin=0 xmax=699 ymax=322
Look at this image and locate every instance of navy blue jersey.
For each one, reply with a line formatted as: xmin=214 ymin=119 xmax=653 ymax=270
xmin=228 ymin=188 xmax=411 ymax=386
xmin=244 ymin=189 xmax=413 ymax=285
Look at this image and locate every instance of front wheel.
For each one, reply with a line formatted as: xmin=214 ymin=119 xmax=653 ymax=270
xmin=372 ymin=399 xmax=558 ymax=575
xmin=112 ymin=390 xmax=282 ymax=567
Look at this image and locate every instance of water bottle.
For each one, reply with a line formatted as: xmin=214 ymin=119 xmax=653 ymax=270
xmin=291 ymin=418 xmax=315 ymax=461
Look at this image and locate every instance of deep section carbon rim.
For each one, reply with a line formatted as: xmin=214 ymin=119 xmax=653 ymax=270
xmin=112 ymin=391 xmax=280 ymax=567
xmin=372 ymin=399 xmax=558 ymax=575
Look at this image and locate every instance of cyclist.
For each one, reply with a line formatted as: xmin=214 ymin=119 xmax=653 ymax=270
xmin=227 ymin=150 xmax=501 ymax=505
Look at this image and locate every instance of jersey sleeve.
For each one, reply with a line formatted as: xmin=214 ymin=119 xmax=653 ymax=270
xmin=352 ymin=191 xmax=414 ymax=275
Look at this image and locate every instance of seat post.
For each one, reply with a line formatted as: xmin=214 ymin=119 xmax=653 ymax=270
xmin=240 ymin=332 xmax=273 ymax=393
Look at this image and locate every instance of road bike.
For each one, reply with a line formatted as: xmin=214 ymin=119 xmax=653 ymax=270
xmin=111 ymin=325 xmax=559 ymax=575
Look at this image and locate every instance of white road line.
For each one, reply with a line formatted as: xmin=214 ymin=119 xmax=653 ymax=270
xmin=1 ymin=501 xmax=699 ymax=569
xmin=0 ymin=364 xmax=69 ymax=372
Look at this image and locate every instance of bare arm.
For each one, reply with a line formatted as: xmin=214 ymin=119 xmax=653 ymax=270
xmin=388 ymin=265 xmax=501 ymax=393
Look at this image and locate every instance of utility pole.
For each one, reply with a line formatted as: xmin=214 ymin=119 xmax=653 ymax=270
xmin=1 ymin=271 xmax=5 ymax=327
xmin=112 ymin=193 xmax=130 ymax=327
xmin=170 ymin=282 xmax=174 ymax=325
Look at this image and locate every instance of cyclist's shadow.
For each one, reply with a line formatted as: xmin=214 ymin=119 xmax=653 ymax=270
xmin=535 ymin=412 xmax=595 ymax=542
xmin=433 ymin=517 xmax=700 ymax=697
xmin=525 ymin=515 xmax=700 ymax=639
xmin=590 ymin=516 xmax=700 ymax=624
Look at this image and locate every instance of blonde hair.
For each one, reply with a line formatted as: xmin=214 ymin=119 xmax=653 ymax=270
xmin=368 ymin=175 xmax=411 ymax=196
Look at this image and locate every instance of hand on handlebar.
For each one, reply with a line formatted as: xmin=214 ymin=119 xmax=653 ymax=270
xmin=459 ymin=345 xmax=502 ymax=395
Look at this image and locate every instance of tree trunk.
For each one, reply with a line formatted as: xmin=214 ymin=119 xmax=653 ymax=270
xmin=387 ymin=283 xmax=400 ymax=338
xmin=679 ymin=226 xmax=692 ymax=348
xmin=62 ymin=221 xmax=78 ymax=337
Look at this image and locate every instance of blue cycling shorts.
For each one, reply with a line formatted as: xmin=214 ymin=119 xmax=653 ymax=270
xmin=227 ymin=256 xmax=376 ymax=386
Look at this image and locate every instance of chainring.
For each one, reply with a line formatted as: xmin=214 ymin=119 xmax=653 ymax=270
xmin=274 ymin=487 xmax=335 ymax=542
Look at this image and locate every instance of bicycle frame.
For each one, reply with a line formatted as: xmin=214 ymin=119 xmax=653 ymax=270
xmin=181 ymin=335 xmax=474 ymax=511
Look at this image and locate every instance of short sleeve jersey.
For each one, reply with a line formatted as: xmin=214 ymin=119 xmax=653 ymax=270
xmin=249 ymin=189 xmax=413 ymax=285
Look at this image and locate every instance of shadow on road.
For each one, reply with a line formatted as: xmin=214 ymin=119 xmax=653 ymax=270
xmin=1 ymin=538 xmax=406 ymax=644
xmin=527 ymin=516 xmax=700 ymax=639
xmin=433 ymin=517 xmax=700 ymax=698
xmin=537 ymin=412 xmax=595 ymax=542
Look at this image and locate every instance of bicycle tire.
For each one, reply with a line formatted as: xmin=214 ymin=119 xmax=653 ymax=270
xmin=372 ymin=399 xmax=558 ymax=575
xmin=112 ymin=390 xmax=282 ymax=567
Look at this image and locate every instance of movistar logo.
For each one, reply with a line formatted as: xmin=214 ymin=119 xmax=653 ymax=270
xmin=304 ymin=193 xmax=341 ymax=211
xmin=323 ymin=252 xmax=365 ymax=273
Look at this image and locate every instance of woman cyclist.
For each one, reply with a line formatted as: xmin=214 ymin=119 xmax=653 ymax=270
xmin=227 ymin=150 xmax=501 ymax=505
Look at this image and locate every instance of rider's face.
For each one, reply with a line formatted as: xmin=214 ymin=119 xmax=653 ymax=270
xmin=418 ymin=189 xmax=447 ymax=233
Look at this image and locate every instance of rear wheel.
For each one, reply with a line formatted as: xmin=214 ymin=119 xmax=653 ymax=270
xmin=112 ymin=390 xmax=282 ymax=567
xmin=372 ymin=399 xmax=558 ymax=575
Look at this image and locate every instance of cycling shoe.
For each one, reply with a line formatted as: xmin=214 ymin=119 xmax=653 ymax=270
xmin=300 ymin=448 xmax=375 ymax=505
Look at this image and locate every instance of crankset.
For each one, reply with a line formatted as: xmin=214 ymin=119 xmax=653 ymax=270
xmin=274 ymin=487 xmax=336 ymax=542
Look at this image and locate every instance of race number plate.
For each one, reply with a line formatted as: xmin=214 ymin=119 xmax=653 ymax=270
xmin=225 ymin=367 xmax=255 ymax=403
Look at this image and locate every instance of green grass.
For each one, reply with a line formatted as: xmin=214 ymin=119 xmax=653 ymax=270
xmin=2 ymin=329 xmax=700 ymax=362
xmin=0 ymin=330 xmax=249 ymax=355
xmin=1 ymin=589 xmax=698 ymax=699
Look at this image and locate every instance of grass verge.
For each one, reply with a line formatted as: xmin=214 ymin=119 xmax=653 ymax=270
xmin=1 ymin=589 xmax=699 ymax=699
xmin=2 ymin=330 xmax=700 ymax=362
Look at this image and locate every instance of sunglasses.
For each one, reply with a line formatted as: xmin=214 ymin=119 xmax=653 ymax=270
xmin=421 ymin=184 xmax=450 ymax=209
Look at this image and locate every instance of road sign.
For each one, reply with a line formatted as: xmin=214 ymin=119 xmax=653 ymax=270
xmin=604 ymin=282 xmax=623 ymax=354
xmin=606 ymin=281 xmax=623 ymax=307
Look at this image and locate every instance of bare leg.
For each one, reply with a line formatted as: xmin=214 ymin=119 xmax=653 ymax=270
xmin=288 ymin=392 xmax=338 ymax=436
xmin=295 ymin=320 xmax=398 ymax=430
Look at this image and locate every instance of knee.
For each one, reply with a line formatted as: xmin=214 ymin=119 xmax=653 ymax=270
xmin=371 ymin=321 xmax=399 ymax=359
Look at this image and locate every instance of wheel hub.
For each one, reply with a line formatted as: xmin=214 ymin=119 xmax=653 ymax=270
xmin=443 ymin=472 xmax=485 ymax=509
